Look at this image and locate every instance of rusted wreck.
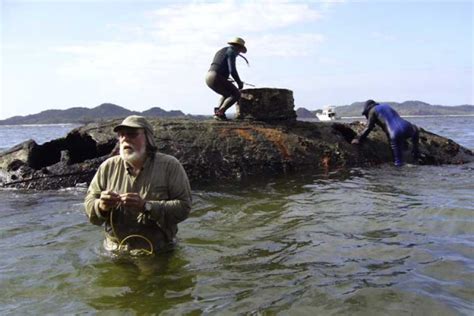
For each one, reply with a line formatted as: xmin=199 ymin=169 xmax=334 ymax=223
xmin=0 ymin=88 xmax=472 ymax=190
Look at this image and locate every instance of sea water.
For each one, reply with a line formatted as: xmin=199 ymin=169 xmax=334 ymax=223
xmin=0 ymin=117 xmax=473 ymax=314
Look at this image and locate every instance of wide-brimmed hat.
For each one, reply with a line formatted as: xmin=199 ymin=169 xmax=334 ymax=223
xmin=228 ymin=37 xmax=247 ymax=53
xmin=113 ymin=115 xmax=154 ymax=136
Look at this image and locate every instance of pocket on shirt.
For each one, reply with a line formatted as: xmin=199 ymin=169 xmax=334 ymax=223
xmin=149 ymin=185 xmax=169 ymax=200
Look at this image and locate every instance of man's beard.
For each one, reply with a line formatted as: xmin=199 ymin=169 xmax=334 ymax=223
xmin=120 ymin=144 xmax=146 ymax=164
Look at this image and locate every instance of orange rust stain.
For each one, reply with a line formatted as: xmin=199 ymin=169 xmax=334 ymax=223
xmin=321 ymin=156 xmax=331 ymax=173
xmin=321 ymin=156 xmax=331 ymax=170
xmin=217 ymin=126 xmax=292 ymax=160
xmin=253 ymin=127 xmax=291 ymax=159
xmin=218 ymin=127 xmax=234 ymax=138
xmin=235 ymin=128 xmax=256 ymax=142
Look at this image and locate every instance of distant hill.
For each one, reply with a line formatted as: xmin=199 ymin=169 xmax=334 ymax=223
xmin=0 ymin=103 xmax=190 ymax=125
xmin=3 ymin=100 xmax=472 ymax=125
xmin=295 ymin=107 xmax=315 ymax=118
xmin=298 ymin=101 xmax=474 ymax=118
xmin=141 ymin=107 xmax=185 ymax=117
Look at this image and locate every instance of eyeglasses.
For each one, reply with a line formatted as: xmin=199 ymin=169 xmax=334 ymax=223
xmin=117 ymin=130 xmax=143 ymax=139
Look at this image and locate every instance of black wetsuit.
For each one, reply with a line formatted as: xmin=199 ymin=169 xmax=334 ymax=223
xmin=205 ymin=46 xmax=243 ymax=113
xmin=358 ymin=103 xmax=419 ymax=166
xmin=209 ymin=46 xmax=242 ymax=83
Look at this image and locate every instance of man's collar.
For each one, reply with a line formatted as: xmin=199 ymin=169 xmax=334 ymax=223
xmin=123 ymin=155 xmax=150 ymax=175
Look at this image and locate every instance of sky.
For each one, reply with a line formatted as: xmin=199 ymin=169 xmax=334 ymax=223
xmin=1 ymin=0 xmax=473 ymax=119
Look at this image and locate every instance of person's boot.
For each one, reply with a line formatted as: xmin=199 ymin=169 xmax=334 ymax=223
xmin=213 ymin=109 xmax=228 ymax=121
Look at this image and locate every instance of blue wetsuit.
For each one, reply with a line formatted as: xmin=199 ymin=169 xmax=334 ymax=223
xmin=357 ymin=103 xmax=419 ymax=166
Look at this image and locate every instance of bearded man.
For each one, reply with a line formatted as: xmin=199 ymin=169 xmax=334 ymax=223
xmin=84 ymin=115 xmax=192 ymax=255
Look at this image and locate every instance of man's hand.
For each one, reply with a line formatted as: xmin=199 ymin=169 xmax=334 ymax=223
xmin=351 ymin=138 xmax=360 ymax=145
xmin=120 ymin=193 xmax=146 ymax=213
xmin=98 ymin=191 xmax=121 ymax=213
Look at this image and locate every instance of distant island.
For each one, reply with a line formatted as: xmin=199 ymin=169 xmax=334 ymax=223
xmin=1 ymin=100 xmax=473 ymax=125
xmin=0 ymin=103 xmax=208 ymax=125
xmin=297 ymin=100 xmax=474 ymax=118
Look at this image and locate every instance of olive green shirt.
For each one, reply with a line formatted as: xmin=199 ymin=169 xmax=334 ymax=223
xmin=84 ymin=152 xmax=192 ymax=251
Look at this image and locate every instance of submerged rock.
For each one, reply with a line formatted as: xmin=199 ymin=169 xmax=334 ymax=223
xmin=0 ymin=88 xmax=472 ymax=190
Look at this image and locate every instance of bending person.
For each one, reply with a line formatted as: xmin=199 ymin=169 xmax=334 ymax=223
xmin=206 ymin=37 xmax=248 ymax=121
xmin=352 ymin=100 xmax=420 ymax=166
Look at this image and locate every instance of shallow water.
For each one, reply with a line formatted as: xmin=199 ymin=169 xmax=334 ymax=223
xmin=0 ymin=124 xmax=80 ymax=150
xmin=0 ymin=117 xmax=473 ymax=314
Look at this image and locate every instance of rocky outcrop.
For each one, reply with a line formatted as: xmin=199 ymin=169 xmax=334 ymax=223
xmin=0 ymin=119 xmax=472 ymax=190
xmin=0 ymin=88 xmax=472 ymax=190
xmin=236 ymin=88 xmax=296 ymax=121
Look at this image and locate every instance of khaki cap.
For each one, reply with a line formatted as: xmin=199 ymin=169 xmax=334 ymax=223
xmin=228 ymin=37 xmax=247 ymax=53
xmin=113 ymin=115 xmax=154 ymax=135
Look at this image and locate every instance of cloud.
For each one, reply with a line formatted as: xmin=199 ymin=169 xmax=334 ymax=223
xmin=105 ymin=23 xmax=146 ymax=39
xmin=55 ymin=42 xmax=167 ymax=78
xmin=320 ymin=0 xmax=346 ymax=10
xmin=250 ymin=33 xmax=325 ymax=57
xmin=147 ymin=1 xmax=325 ymax=56
xmin=49 ymin=1 xmax=332 ymax=113
xmin=54 ymin=1 xmax=326 ymax=80
xmin=150 ymin=1 xmax=322 ymax=38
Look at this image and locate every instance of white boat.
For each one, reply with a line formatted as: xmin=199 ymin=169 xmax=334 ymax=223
xmin=316 ymin=106 xmax=339 ymax=121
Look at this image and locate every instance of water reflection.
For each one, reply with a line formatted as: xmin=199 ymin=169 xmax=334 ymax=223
xmin=0 ymin=162 xmax=472 ymax=314
xmin=183 ymin=165 xmax=472 ymax=313
xmin=87 ymin=251 xmax=196 ymax=314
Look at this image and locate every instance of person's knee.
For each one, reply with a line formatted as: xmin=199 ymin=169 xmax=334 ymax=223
xmin=233 ymin=90 xmax=241 ymax=99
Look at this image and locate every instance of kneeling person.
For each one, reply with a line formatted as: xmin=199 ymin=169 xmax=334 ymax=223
xmin=84 ymin=115 xmax=192 ymax=254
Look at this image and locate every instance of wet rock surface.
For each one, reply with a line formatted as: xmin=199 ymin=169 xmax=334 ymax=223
xmin=1 ymin=88 xmax=473 ymax=190
xmin=0 ymin=118 xmax=472 ymax=190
